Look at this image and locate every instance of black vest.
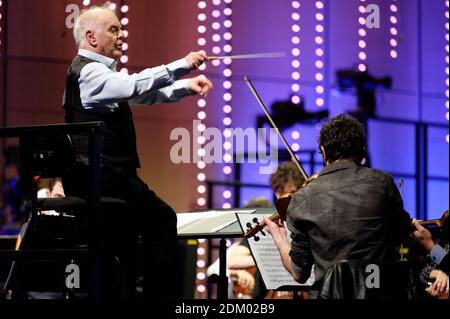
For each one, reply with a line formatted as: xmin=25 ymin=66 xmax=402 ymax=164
xmin=62 ymin=55 xmax=140 ymax=170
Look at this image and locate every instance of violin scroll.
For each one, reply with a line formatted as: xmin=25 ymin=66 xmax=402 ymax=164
xmin=244 ymin=213 xmax=279 ymax=240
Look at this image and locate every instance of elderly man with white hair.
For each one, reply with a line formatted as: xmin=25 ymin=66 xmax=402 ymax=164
xmin=62 ymin=2 xmax=213 ymax=299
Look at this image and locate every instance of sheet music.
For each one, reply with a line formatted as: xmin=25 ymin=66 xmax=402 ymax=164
xmin=236 ymin=213 xmax=315 ymax=290
xmin=177 ymin=209 xmax=255 ymax=234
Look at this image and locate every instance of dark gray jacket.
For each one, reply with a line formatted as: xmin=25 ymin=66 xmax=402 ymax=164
xmin=286 ymin=160 xmax=411 ymax=283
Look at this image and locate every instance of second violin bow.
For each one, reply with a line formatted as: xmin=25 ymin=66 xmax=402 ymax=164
xmin=207 ymin=51 xmax=286 ymax=60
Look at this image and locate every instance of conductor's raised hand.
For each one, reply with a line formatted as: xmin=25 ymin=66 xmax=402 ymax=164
xmin=188 ymin=75 xmax=213 ymax=97
xmin=184 ymin=51 xmax=207 ymax=70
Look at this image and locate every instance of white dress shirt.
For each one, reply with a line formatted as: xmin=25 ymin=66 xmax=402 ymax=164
xmin=77 ymin=49 xmax=193 ymax=113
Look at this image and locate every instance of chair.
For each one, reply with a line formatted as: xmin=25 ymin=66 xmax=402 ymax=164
xmin=2 ymin=124 xmax=130 ymax=299
xmin=316 ymin=260 xmax=417 ymax=299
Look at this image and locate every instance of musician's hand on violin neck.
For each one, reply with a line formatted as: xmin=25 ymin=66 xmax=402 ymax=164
xmin=410 ymin=218 xmax=435 ymax=251
xmin=264 ymin=217 xmax=288 ymax=246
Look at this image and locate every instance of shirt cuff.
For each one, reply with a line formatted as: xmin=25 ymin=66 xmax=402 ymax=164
xmin=166 ymin=58 xmax=190 ymax=79
xmin=168 ymin=79 xmax=193 ymax=97
xmin=430 ymin=244 xmax=447 ymax=265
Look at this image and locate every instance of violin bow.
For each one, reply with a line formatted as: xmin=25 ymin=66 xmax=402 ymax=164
xmin=207 ymin=51 xmax=286 ymax=61
xmin=243 ymin=76 xmax=309 ymax=181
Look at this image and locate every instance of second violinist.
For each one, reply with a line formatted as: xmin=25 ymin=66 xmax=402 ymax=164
xmin=265 ymin=115 xmax=412 ymax=298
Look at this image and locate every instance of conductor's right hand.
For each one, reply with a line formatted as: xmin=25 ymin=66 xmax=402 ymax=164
xmin=184 ymin=51 xmax=207 ymax=70
xmin=188 ymin=75 xmax=213 ymax=97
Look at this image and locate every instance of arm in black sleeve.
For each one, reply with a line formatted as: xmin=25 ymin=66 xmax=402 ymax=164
xmin=386 ymin=175 xmax=411 ymax=242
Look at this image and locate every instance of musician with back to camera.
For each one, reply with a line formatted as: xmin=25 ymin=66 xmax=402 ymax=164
xmin=265 ymin=114 xmax=411 ymax=297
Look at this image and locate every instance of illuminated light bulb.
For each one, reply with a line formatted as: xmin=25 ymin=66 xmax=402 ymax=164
xmin=197 ymin=161 xmax=206 ymax=169
xmin=223 ymin=44 xmax=232 ymax=53
xmin=121 ymin=17 xmax=129 ymax=26
xmin=198 ymin=1 xmax=207 ymax=9
xmin=223 ymin=105 xmax=232 ymax=113
xmin=291 ymin=71 xmax=300 ymax=80
xmin=197 ymin=38 xmax=206 ymax=46
xmin=197 ymin=148 xmax=206 ymax=157
xmin=197 ymin=123 xmax=206 ymax=132
xmin=197 ymin=272 xmax=206 ymax=280
xmin=223 ymin=32 xmax=232 ymax=40
xmin=315 ymin=73 xmax=324 ymax=81
xmin=212 ymin=10 xmax=221 ymax=18
xmin=223 ymin=153 xmax=232 ymax=162
xmin=223 ymin=81 xmax=232 ymax=89
xmin=197 ymin=13 xmax=206 ymax=21
xmin=291 ymin=13 xmax=300 ymax=21
xmin=316 ymin=85 xmax=324 ymax=94
xmin=223 ymin=92 xmax=232 ymax=101
xmin=212 ymin=22 xmax=220 ymax=30
xmin=197 ymin=185 xmax=206 ymax=194
xmin=291 ymin=95 xmax=301 ymax=104
xmin=197 ymin=111 xmax=206 ymax=120
xmin=197 ymin=173 xmax=206 ymax=182
xmin=197 ymin=99 xmax=206 ymax=108
xmin=316 ymin=98 xmax=324 ymax=106
xmin=223 ymin=141 xmax=232 ymax=150
xmin=197 ymin=198 xmax=206 ymax=206
xmin=198 ymin=25 xmax=206 ymax=33
xmin=224 ymin=20 xmax=232 ymax=28
xmin=223 ymin=129 xmax=232 ymax=138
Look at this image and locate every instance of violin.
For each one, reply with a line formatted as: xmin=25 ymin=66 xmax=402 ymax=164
xmin=244 ymin=174 xmax=318 ymax=240
xmin=243 ymin=76 xmax=315 ymax=240
xmin=418 ymin=210 xmax=449 ymax=228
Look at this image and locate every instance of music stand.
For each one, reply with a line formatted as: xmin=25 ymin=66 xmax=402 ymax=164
xmin=177 ymin=207 xmax=274 ymax=299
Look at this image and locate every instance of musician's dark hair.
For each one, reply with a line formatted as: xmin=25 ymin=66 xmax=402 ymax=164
xmin=269 ymin=161 xmax=306 ymax=194
xmin=318 ymin=114 xmax=366 ymax=164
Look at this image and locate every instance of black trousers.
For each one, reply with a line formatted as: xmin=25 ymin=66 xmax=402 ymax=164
xmin=64 ymin=164 xmax=179 ymax=300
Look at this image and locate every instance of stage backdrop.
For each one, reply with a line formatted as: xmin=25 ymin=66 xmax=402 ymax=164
xmin=1 ymin=0 xmax=448 ymax=218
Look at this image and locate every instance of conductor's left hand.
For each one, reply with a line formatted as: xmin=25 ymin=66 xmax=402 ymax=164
xmin=188 ymin=75 xmax=213 ymax=97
